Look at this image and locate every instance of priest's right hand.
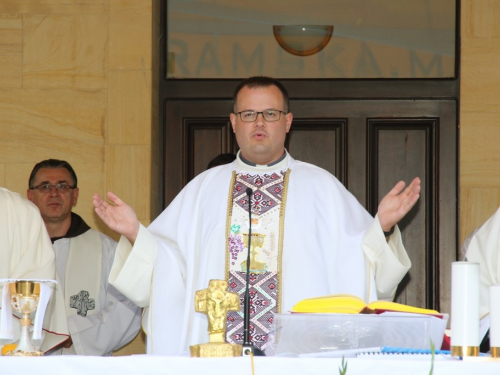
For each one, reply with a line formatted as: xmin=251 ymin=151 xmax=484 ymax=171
xmin=93 ymin=192 xmax=140 ymax=244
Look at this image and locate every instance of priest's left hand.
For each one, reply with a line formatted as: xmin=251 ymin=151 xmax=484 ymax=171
xmin=377 ymin=177 xmax=421 ymax=232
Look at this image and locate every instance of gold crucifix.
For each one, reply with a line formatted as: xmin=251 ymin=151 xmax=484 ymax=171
xmin=190 ymin=279 xmax=242 ymax=357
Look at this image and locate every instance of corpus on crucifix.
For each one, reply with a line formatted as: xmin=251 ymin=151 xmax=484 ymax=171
xmin=190 ymin=279 xmax=242 ymax=357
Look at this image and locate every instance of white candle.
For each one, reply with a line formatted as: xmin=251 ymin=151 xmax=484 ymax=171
xmin=451 ymin=261 xmax=480 ymax=356
xmin=490 ymin=284 xmax=500 ymax=349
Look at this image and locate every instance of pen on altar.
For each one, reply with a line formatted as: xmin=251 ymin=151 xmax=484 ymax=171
xmin=380 ymin=347 xmax=486 ymax=356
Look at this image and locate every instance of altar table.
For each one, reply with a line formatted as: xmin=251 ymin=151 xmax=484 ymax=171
xmin=0 ymin=355 xmax=499 ymax=375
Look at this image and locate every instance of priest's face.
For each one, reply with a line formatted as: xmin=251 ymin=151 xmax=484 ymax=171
xmin=27 ymin=167 xmax=79 ymax=225
xmin=230 ymin=85 xmax=292 ymax=165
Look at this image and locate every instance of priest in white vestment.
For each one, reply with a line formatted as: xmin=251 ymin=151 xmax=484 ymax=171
xmin=0 ymin=187 xmax=69 ymax=353
xmin=462 ymin=205 xmax=500 ymax=319
xmin=94 ymin=77 xmax=421 ymax=355
xmin=27 ymin=159 xmax=141 ymax=355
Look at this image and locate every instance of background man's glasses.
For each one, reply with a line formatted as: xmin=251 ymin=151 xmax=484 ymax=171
xmin=29 ymin=183 xmax=76 ymax=193
xmin=236 ymin=110 xmax=287 ymax=122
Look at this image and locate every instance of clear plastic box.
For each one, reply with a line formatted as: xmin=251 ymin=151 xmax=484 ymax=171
xmin=265 ymin=312 xmax=448 ymax=356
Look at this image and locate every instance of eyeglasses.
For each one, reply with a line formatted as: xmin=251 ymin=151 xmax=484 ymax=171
xmin=235 ymin=110 xmax=287 ymax=122
xmin=29 ymin=183 xmax=76 ymax=193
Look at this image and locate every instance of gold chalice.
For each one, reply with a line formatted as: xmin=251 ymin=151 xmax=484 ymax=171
xmin=5 ymin=281 xmax=43 ymax=356
xmin=241 ymin=233 xmax=267 ymax=273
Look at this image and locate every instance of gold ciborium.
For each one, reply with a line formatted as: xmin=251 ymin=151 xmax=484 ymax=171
xmin=241 ymin=233 xmax=267 ymax=273
xmin=5 ymin=281 xmax=43 ymax=356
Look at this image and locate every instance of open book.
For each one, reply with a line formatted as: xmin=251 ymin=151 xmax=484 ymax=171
xmin=291 ymin=294 xmax=440 ymax=316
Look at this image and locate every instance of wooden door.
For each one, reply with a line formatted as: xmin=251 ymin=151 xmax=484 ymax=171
xmin=164 ymin=98 xmax=457 ymax=314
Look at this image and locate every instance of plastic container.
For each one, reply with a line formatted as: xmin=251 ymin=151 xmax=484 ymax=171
xmin=265 ymin=312 xmax=448 ymax=356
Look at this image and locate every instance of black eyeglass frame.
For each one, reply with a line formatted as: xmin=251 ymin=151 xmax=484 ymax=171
xmin=235 ymin=110 xmax=288 ymax=122
xmin=29 ymin=183 xmax=77 ymax=192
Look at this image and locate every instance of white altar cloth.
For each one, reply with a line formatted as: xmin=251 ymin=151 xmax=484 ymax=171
xmin=0 ymin=355 xmax=499 ymax=375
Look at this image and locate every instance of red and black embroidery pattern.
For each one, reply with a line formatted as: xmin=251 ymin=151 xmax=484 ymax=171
xmin=233 ymin=171 xmax=286 ymax=216
xmin=226 ymin=168 xmax=287 ymax=350
xmin=226 ymin=271 xmax=278 ymax=350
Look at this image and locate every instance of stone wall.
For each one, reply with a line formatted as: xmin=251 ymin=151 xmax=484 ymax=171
xmin=0 ymin=0 xmax=154 ymax=355
xmin=460 ymin=0 xmax=500 ymax=243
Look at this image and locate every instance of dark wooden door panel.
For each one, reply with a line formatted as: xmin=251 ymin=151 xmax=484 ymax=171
xmin=368 ymin=120 xmax=435 ymax=310
xmin=285 ymin=120 xmax=347 ymax=183
xmin=185 ymin=119 xmax=235 ymax=178
xmin=165 ymin=100 xmax=232 ymax=204
xmin=164 ymin=98 xmax=457 ymax=313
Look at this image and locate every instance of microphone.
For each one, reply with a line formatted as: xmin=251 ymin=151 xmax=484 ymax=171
xmin=242 ymin=187 xmax=265 ymax=356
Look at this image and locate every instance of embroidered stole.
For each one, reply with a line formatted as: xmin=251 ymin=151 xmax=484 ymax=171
xmin=64 ymin=230 xmax=102 ymax=318
xmin=225 ymin=168 xmax=290 ymax=350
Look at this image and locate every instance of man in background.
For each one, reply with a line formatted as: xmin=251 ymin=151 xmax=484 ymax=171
xmin=0 ymin=186 xmax=69 ymax=353
xmin=207 ymin=153 xmax=236 ymax=169
xmin=27 ymin=159 xmax=141 ymax=355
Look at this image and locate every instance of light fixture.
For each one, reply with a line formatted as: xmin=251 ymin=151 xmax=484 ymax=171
xmin=273 ymin=25 xmax=334 ymax=57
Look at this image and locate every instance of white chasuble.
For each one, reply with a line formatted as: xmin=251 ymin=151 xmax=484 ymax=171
xmin=0 ymin=187 xmax=69 ymax=353
xmin=109 ymin=152 xmax=411 ymax=355
xmin=54 ymin=225 xmax=141 ymax=356
xmin=225 ymin=167 xmax=289 ymax=350
xmin=464 ymin=205 xmax=500 ymax=318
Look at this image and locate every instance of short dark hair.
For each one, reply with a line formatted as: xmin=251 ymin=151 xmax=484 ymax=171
xmin=29 ymin=159 xmax=78 ymax=189
xmin=207 ymin=153 xmax=236 ymax=169
xmin=232 ymin=76 xmax=290 ymax=113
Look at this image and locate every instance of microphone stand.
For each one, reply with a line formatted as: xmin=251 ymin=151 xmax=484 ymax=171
xmin=242 ymin=187 xmax=265 ymax=357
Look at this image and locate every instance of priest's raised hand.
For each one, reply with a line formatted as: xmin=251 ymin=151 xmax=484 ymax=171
xmin=377 ymin=177 xmax=421 ymax=234
xmin=93 ymin=192 xmax=140 ymax=244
